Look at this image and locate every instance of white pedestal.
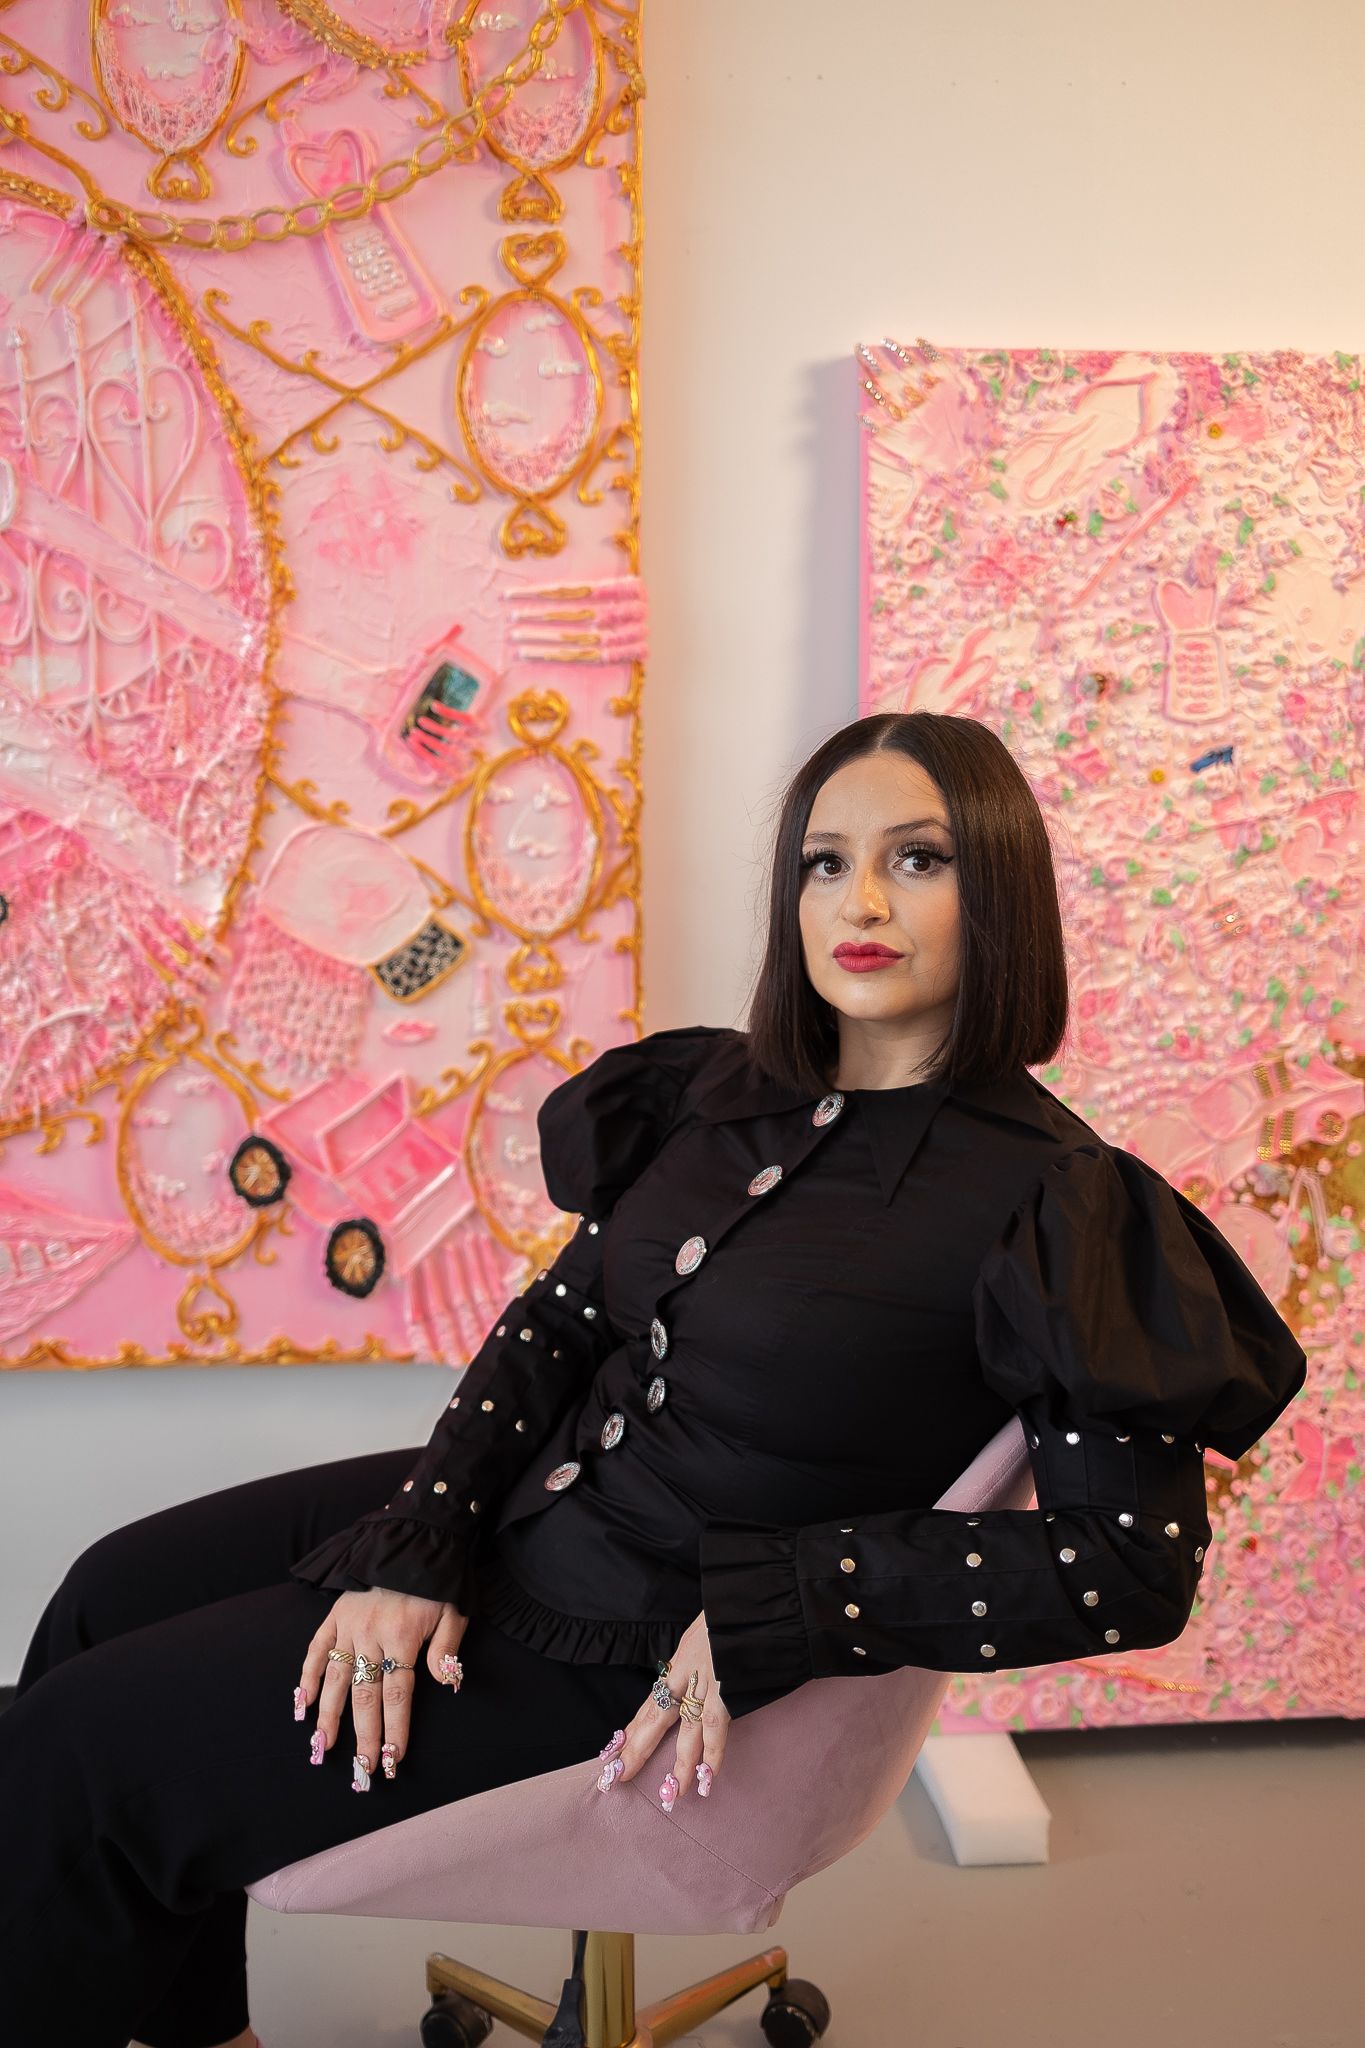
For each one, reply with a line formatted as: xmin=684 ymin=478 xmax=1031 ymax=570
xmin=913 ymin=1733 xmax=1052 ymax=1865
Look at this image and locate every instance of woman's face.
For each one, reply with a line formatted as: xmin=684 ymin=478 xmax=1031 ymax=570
xmin=798 ymin=750 xmax=962 ymax=1071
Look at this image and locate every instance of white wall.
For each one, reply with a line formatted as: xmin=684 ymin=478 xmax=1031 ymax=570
xmin=3 ymin=0 xmax=1360 ymax=1678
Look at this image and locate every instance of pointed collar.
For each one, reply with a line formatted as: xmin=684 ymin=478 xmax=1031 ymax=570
xmin=692 ymin=1039 xmax=1057 ymax=1205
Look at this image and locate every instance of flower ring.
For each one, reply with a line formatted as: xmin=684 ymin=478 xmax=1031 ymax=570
xmin=351 ymin=1653 xmax=383 ymax=1686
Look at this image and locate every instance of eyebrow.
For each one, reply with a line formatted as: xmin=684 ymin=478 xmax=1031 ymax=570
xmin=800 ymin=817 xmax=952 ymax=842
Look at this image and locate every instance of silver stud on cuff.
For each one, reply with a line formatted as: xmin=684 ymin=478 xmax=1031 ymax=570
xmin=852 ymin=1644 xmax=866 ymax=1655
xmin=555 ymin=1283 xmax=567 ymax=1296
xmin=972 ymin=1600 xmax=987 ymax=1617
xmin=1194 ymin=1545 xmax=1205 ymax=1561
xmin=515 ymin=1419 xmax=527 ymax=1432
xmin=402 ymin=1480 xmax=414 ymax=1492
xmin=1161 ymin=1433 xmax=1175 ymax=1444
xmin=469 ymin=1501 xmax=479 ymax=1513
xmin=1118 ymin=1512 xmax=1134 ymax=1527
xmin=1065 ymin=1430 xmax=1080 ymax=1445
xmin=587 ymin=1221 xmax=599 ymax=1234
xmin=496 ymin=1324 xmax=505 ymax=1336
xmin=840 ymin=1557 xmax=856 ymax=1573
xmin=966 ymin=1518 xmax=981 ymax=1527
xmin=448 ymin=1397 xmax=460 ymax=1410
xmin=1031 ymin=1434 xmax=1040 ymax=1448
xmin=1116 ymin=1433 xmax=1131 ymax=1442
xmin=519 ymin=1328 xmax=533 ymax=1341
xmin=965 ymin=1552 xmax=983 ymax=1567
xmin=433 ymin=1481 xmax=448 ymax=1495
xmin=980 ymin=1643 xmax=996 ymax=1658
xmin=845 ymin=1602 xmax=860 ymax=1618
xmin=481 ymin=1399 xmax=494 ymax=1411
xmin=583 ymin=1305 xmax=597 ymax=1319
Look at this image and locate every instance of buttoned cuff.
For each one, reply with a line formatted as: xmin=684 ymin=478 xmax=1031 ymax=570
xmin=699 ymin=1522 xmax=813 ymax=1693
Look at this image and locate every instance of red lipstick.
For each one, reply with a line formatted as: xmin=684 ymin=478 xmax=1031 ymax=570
xmin=832 ymin=942 xmax=903 ymax=973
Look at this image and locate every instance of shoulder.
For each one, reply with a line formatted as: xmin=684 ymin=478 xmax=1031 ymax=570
xmin=973 ymin=1117 xmax=1307 ymax=1460
xmin=537 ymin=1024 xmax=743 ymax=1216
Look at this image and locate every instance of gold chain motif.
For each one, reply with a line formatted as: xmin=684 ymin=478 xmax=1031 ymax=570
xmin=0 ymin=0 xmax=574 ymax=254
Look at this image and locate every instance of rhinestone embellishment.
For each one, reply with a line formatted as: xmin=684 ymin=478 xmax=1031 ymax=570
xmin=812 ymin=1091 xmax=845 ymax=1127
xmin=544 ymin=1461 xmax=581 ymax=1492
xmin=650 ymin=1317 xmax=669 ymax=1359
xmin=600 ymin=1411 xmax=626 ymax=1451
xmin=748 ymin=1164 xmax=783 ymax=1196
xmin=646 ymin=1374 xmax=667 ymax=1412
xmin=674 ymin=1234 xmax=706 ymax=1275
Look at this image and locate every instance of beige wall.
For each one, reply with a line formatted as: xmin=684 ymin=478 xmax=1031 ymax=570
xmin=3 ymin=0 xmax=1360 ymax=1676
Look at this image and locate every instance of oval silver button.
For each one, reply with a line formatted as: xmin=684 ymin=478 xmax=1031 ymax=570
xmin=812 ymin=1091 xmax=844 ymax=1127
xmin=650 ymin=1317 xmax=669 ymax=1359
xmin=600 ymin=1411 xmax=625 ymax=1451
xmin=674 ymin=1234 xmax=706 ymax=1275
xmin=646 ymin=1375 xmax=667 ymax=1412
xmin=543 ymin=1461 xmax=581 ymax=1492
xmin=747 ymin=1164 xmax=783 ymax=1196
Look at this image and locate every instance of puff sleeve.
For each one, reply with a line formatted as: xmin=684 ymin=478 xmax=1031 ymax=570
xmin=699 ymin=1142 xmax=1308 ymax=1694
xmin=290 ymin=1025 xmax=727 ymax=1609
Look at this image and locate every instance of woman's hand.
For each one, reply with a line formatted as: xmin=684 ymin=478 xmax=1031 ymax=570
xmin=297 ymin=1587 xmax=468 ymax=1787
xmin=593 ymin=1611 xmax=728 ymax=1809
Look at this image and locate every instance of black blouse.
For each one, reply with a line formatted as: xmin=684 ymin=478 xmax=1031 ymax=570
xmin=291 ymin=1024 xmax=1307 ymax=1701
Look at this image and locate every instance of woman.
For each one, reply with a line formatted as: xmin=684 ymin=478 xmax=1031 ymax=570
xmin=4 ymin=710 xmax=1306 ymax=2048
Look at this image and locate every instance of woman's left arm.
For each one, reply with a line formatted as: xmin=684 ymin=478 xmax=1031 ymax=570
xmin=700 ymin=1141 xmax=1308 ymax=1695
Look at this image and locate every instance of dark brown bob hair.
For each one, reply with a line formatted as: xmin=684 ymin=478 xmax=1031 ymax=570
xmin=744 ymin=710 xmax=1069 ymax=1096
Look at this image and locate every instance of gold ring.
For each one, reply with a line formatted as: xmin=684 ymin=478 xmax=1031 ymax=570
xmin=327 ymin=1647 xmax=356 ymax=1668
xmin=677 ymin=1696 xmax=704 ymax=1723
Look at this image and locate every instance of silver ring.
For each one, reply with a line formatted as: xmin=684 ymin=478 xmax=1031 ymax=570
xmin=351 ymin=1653 xmax=383 ymax=1686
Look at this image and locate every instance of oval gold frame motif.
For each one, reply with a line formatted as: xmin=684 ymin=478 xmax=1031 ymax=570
xmin=90 ymin=0 xmax=248 ymax=204
xmin=457 ymin=5 xmax=604 ymax=177
xmin=456 ymin=282 xmax=605 ymax=556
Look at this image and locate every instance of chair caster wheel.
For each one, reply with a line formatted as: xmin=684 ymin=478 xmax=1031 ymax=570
xmin=760 ymin=1977 xmax=831 ymax=2048
xmin=419 ymin=1988 xmax=495 ymax=2047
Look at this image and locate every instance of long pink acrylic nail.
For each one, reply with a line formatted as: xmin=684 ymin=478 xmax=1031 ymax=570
xmin=658 ymin=1772 xmax=679 ymax=1813
xmin=596 ymin=1755 xmax=625 ymax=1793
xmin=381 ymin=1742 xmax=398 ymax=1781
xmin=293 ymin=1686 xmax=308 ymax=1722
xmin=695 ymin=1762 xmax=713 ymax=1798
xmin=309 ymin=1731 xmax=325 ymax=1766
xmin=438 ymin=1653 xmax=463 ymax=1691
xmin=352 ymin=1754 xmax=371 ymax=1793
xmin=597 ymin=1728 xmax=626 ymax=1759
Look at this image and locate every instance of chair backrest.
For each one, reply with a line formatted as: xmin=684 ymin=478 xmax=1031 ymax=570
xmin=247 ymin=1416 xmax=1033 ymax=1937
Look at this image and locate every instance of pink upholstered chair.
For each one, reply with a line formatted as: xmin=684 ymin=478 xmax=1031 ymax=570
xmin=248 ymin=1416 xmax=1033 ymax=2048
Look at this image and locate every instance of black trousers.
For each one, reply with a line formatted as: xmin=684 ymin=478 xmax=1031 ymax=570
xmin=4 ymin=1448 xmax=751 ymax=2048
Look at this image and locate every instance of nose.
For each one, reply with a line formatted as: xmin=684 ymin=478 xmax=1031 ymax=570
xmin=843 ymin=857 xmax=888 ymax=918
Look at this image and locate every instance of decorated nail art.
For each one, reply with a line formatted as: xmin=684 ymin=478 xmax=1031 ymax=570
xmin=309 ymin=1730 xmax=325 ymax=1766
xmin=597 ymin=1728 xmax=626 ymax=1760
xmin=695 ymin=1762 xmax=713 ymax=1798
xmin=658 ymin=1772 xmax=679 ymax=1813
xmin=352 ymin=1753 xmax=371 ymax=1793
xmin=293 ymin=1685 xmax=308 ymax=1722
xmin=438 ymin=1653 xmax=464 ymax=1691
xmin=380 ymin=1742 xmax=398 ymax=1781
xmin=595 ymin=1755 xmax=625 ymax=1793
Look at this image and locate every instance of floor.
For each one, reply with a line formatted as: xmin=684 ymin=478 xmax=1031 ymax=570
xmin=244 ymin=1717 xmax=1362 ymax=2048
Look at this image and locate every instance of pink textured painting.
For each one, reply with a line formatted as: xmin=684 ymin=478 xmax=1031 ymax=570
xmin=0 ymin=2 xmax=644 ymax=1369
xmin=859 ymin=338 xmax=1365 ymax=1727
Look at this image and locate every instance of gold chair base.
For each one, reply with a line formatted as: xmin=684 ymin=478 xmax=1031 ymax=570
xmin=426 ymin=1931 xmax=789 ymax=2048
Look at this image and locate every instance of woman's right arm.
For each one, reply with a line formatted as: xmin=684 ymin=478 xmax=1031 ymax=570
xmin=289 ymin=1022 xmax=736 ymax=1612
xmin=289 ymin=1209 xmax=617 ymax=1613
